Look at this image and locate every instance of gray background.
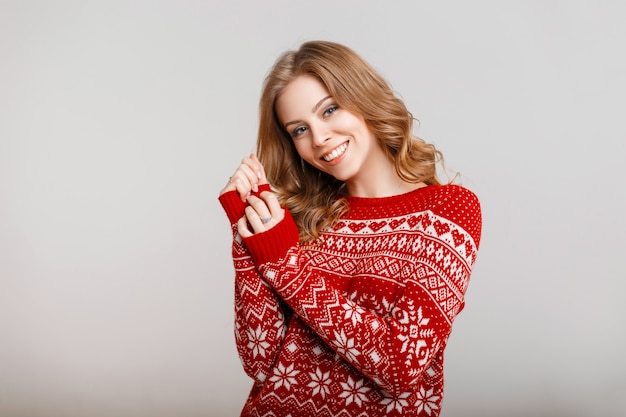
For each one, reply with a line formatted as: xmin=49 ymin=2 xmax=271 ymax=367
xmin=1 ymin=1 xmax=625 ymax=416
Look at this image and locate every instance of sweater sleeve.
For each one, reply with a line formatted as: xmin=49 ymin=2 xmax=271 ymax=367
xmin=243 ymin=189 xmax=482 ymax=396
xmin=218 ymin=187 xmax=288 ymax=384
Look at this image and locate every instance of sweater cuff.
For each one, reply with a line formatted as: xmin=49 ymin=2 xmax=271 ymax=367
xmin=218 ymin=191 xmax=246 ymax=225
xmin=243 ymin=209 xmax=300 ymax=265
xmin=218 ymin=183 xmax=273 ymax=225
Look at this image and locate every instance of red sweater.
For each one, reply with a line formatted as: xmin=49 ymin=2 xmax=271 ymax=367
xmin=219 ymin=184 xmax=481 ymax=416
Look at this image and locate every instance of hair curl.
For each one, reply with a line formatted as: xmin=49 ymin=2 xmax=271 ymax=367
xmin=257 ymin=41 xmax=442 ymax=242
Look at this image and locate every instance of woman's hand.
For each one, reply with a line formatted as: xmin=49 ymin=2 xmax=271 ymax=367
xmin=220 ymin=153 xmax=267 ymax=201
xmin=237 ymin=191 xmax=285 ymax=238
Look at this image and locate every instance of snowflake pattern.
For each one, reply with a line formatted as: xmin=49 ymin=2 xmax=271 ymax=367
xmin=394 ymin=301 xmax=434 ymax=367
xmin=246 ymin=325 xmax=271 ymax=358
xmin=381 ymin=391 xmax=411 ymax=413
xmin=416 ymin=386 xmax=440 ymax=415
xmin=338 ymin=376 xmax=370 ymax=407
xmin=269 ymin=362 xmax=299 ymax=391
xmin=333 ymin=329 xmax=360 ymax=362
xmin=307 ymin=368 xmax=331 ymax=398
xmin=342 ymin=301 xmax=364 ymax=327
xmin=350 ymin=291 xmax=392 ymax=316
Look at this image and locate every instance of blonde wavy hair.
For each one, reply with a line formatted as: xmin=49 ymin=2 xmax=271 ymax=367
xmin=257 ymin=41 xmax=442 ymax=242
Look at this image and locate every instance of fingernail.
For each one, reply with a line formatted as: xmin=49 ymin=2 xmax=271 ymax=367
xmin=257 ymin=171 xmax=262 ymax=179
xmin=252 ymin=183 xmax=258 ymax=193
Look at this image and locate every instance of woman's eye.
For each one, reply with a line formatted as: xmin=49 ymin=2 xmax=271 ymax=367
xmin=323 ymin=105 xmax=338 ymax=117
xmin=292 ymin=126 xmax=308 ymax=137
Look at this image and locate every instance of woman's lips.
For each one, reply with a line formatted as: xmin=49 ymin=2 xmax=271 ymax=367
xmin=322 ymin=142 xmax=349 ymax=162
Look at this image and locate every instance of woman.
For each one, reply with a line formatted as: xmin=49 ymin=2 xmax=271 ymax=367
xmin=218 ymin=41 xmax=481 ymax=417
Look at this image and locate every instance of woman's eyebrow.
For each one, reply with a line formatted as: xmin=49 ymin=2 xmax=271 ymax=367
xmin=312 ymin=95 xmax=332 ymax=113
xmin=284 ymin=96 xmax=332 ymax=129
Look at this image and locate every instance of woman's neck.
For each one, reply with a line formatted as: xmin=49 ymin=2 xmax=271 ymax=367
xmin=344 ymin=163 xmax=425 ymax=198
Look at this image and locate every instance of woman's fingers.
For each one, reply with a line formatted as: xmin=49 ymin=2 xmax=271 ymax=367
xmin=243 ymin=192 xmax=283 ymax=234
xmin=259 ymin=191 xmax=284 ymax=222
xmin=231 ymin=163 xmax=258 ymax=200
xmin=223 ymin=154 xmax=280 ymax=237
xmin=250 ymin=154 xmax=268 ymax=185
xmin=243 ymin=154 xmax=264 ymax=187
xmin=219 ymin=153 xmax=266 ymax=201
xmin=236 ymin=216 xmax=253 ymax=238
xmin=244 ymin=205 xmax=267 ymax=234
xmin=245 ymin=196 xmax=274 ymax=234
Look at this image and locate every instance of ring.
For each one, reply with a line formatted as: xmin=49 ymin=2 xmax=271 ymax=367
xmin=260 ymin=216 xmax=272 ymax=224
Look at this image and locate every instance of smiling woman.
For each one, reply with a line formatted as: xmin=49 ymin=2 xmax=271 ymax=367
xmin=218 ymin=40 xmax=482 ymax=417
xmin=276 ymin=75 xmax=388 ymax=189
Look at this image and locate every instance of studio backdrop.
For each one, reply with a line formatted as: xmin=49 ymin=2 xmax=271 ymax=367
xmin=0 ymin=1 xmax=624 ymax=416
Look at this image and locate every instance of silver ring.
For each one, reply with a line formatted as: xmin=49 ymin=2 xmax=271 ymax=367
xmin=260 ymin=216 xmax=272 ymax=224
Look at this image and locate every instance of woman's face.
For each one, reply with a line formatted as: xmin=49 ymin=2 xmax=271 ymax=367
xmin=275 ymin=75 xmax=387 ymax=186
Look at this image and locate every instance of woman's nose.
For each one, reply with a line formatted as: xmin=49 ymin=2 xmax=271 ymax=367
xmin=310 ymin=122 xmax=331 ymax=147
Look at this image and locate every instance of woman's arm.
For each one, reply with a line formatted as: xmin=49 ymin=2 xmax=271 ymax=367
xmin=219 ymin=158 xmax=288 ymax=384
xmin=228 ymin=220 xmax=288 ymax=384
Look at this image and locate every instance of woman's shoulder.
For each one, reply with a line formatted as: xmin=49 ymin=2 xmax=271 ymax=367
xmin=426 ymin=183 xmax=480 ymax=211
xmin=425 ymin=184 xmax=482 ymax=248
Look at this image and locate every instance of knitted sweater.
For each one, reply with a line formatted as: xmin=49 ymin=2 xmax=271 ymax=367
xmin=219 ymin=184 xmax=481 ymax=417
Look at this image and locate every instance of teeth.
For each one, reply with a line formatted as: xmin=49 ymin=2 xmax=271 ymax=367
xmin=323 ymin=143 xmax=348 ymax=162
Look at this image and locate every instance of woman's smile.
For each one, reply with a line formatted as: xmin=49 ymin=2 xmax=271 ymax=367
xmin=321 ymin=141 xmax=349 ymax=162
